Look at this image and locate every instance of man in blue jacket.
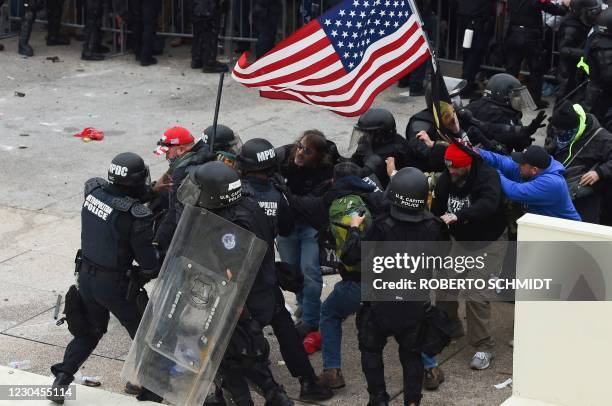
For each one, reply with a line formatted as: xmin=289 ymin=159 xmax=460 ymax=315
xmin=478 ymin=145 xmax=581 ymax=221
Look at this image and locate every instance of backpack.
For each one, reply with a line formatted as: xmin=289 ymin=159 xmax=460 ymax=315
xmin=328 ymin=194 xmax=371 ymax=272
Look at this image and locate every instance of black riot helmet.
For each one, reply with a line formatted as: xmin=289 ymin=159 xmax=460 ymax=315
xmin=237 ymin=138 xmax=278 ymax=173
xmin=571 ymin=0 xmax=602 ymax=27
xmin=354 ymin=108 xmax=397 ymax=144
xmin=203 ymin=124 xmax=243 ymax=153
xmin=107 ymin=152 xmax=150 ymax=187
xmin=597 ymin=7 xmax=612 ymax=35
xmin=386 ymin=167 xmax=429 ymax=222
xmin=184 ymin=161 xmax=242 ymax=209
xmin=483 ymin=73 xmax=536 ymax=111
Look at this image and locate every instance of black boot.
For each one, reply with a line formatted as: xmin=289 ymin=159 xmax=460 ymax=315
xmin=0 ymin=43 xmax=4 ymax=51
xmin=264 ymin=387 xmax=293 ymax=406
xmin=46 ymin=1 xmax=70 ymax=46
xmin=367 ymin=391 xmax=390 ymax=406
xmin=299 ymin=376 xmax=333 ymax=402
xmin=18 ymin=10 xmax=35 ymax=57
xmin=203 ymin=385 xmax=227 ymax=406
xmin=136 ymin=387 xmax=163 ymax=403
xmin=47 ymin=372 xmax=74 ymax=404
xmin=202 ymin=61 xmax=229 ymax=73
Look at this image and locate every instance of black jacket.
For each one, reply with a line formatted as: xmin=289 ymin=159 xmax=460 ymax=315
xmin=155 ymin=140 xmax=214 ymax=252
xmin=242 ymin=175 xmax=294 ymax=237
xmin=431 ymin=159 xmax=506 ymax=246
xmin=546 ymin=114 xmax=612 ymax=185
xmin=457 ymin=0 xmax=495 ymax=18
xmin=507 ymin=0 xmax=566 ymax=29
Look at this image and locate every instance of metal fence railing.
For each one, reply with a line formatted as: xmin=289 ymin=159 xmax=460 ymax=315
xmin=1 ymin=0 xmax=563 ymax=79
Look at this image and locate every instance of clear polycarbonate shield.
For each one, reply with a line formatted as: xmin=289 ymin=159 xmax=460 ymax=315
xmin=510 ymin=86 xmax=537 ymax=111
xmin=348 ymin=127 xmax=373 ymax=156
xmin=121 ymin=205 xmax=268 ymax=406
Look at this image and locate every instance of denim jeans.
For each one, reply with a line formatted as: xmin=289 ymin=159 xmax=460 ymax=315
xmin=277 ymin=223 xmax=322 ymax=327
xmin=320 ymin=280 xmax=362 ymax=369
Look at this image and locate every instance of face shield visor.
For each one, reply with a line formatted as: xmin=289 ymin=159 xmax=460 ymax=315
xmin=509 ymin=86 xmax=537 ymax=111
xmin=348 ymin=127 xmax=374 ymax=156
xmin=581 ymin=5 xmax=603 ymax=26
xmin=177 ymin=173 xmax=202 ymax=207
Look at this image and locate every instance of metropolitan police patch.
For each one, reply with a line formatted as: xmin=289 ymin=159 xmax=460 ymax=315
xmin=222 ymin=233 xmax=236 ymax=250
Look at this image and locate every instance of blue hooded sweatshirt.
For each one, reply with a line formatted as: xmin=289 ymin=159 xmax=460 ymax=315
xmin=478 ymin=150 xmax=581 ymax=221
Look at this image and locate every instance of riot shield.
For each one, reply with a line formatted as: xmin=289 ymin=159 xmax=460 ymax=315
xmin=121 ymin=204 xmax=268 ymax=406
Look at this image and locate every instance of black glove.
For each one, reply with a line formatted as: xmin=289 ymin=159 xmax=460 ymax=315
xmin=138 ymin=267 xmax=159 ymax=284
xmin=271 ymin=173 xmax=289 ymax=194
xmin=524 ymin=110 xmax=547 ymax=137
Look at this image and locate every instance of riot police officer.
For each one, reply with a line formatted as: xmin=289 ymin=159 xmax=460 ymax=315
xmin=202 ymin=124 xmax=243 ymax=167
xmin=505 ymin=0 xmax=567 ymax=109
xmin=341 ymin=167 xmax=450 ymax=406
xmin=462 ymin=73 xmax=547 ymax=153
xmin=48 ymin=152 xmax=162 ymax=403
xmin=190 ymin=0 xmax=228 ymax=72
xmin=18 ymin=0 xmax=70 ymax=57
xmin=185 ymin=161 xmax=293 ymax=405
xmin=237 ymin=139 xmax=334 ymax=402
xmin=351 ymin=108 xmax=439 ymax=188
xmin=556 ymin=0 xmax=602 ymax=102
xmin=584 ymin=8 xmax=612 ymax=131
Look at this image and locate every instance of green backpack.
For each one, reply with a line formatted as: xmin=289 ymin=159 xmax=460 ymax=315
xmin=328 ymin=194 xmax=372 ymax=273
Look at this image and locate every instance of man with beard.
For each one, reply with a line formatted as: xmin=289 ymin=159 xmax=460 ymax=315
xmin=431 ymin=143 xmax=507 ymax=370
xmin=478 ymin=145 xmax=581 ymax=221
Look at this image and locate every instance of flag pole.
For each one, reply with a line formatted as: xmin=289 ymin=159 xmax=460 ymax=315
xmin=210 ymin=72 xmax=225 ymax=150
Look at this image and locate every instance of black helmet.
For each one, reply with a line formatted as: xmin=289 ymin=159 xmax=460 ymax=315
xmin=191 ymin=161 xmax=242 ymax=209
xmin=484 ymin=73 xmax=536 ymax=111
xmin=203 ymin=124 xmax=242 ymax=153
xmin=597 ymin=7 xmax=612 ymax=35
xmin=354 ymin=108 xmax=397 ymax=144
xmin=107 ymin=152 xmax=149 ymax=187
xmin=571 ymin=0 xmax=602 ymax=26
xmin=386 ymin=167 xmax=429 ymax=222
xmin=237 ymin=138 xmax=278 ymax=172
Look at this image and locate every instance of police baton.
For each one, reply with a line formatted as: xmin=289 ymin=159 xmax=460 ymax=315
xmin=209 ymin=73 xmax=225 ymax=151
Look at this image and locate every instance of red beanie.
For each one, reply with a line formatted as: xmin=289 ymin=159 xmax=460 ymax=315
xmin=444 ymin=143 xmax=473 ymax=168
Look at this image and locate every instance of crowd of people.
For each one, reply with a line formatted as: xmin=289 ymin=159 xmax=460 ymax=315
xmin=45 ymin=59 xmax=612 ymax=403
xmin=8 ymin=0 xmax=608 ymax=404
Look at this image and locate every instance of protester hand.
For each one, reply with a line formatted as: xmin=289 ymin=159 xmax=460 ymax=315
xmin=580 ymin=170 xmax=600 ymax=186
xmin=527 ymin=111 xmax=548 ymax=135
xmin=386 ymin=157 xmax=396 ymax=177
xmin=349 ymin=213 xmax=366 ymax=228
xmin=152 ymin=173 xmax=173 ymax=194
xmin=417 ymin=131 xmax=434 ymax=148
xmin=440 ymin=213 xmax=458 ymax=225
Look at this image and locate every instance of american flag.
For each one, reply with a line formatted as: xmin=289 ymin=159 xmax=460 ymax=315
xmin=231 ymin=0 xmax=431 ymax=117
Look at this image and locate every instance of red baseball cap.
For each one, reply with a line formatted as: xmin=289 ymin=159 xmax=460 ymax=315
xmin=154 ymin=126 xmax=194 ymax=156
xmin=444 ymin=143 xmax=473 ymax=169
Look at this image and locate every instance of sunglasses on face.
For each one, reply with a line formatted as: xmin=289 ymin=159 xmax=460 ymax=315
xmin=296 ymin=142 xmax=313 ymax=156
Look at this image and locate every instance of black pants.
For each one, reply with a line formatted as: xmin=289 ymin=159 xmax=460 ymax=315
xmin=21 ymin=0 xmax=65 ymax=37
xmin=505 ymin=25 xmax=547 ymax=105
xmin=357 ymin=302 xmax=424 ymax=406
xmin=459 ymin=14 xmax=492 ymax=86
xmin=248 ymin=287 xmax=316 ymax=380
xmin=252 ymin=0 xmax=282 ymax=58
xmin=51 ymin=271 xmax=141 ymax=377
xmin=129 ymin=0 xmax=161 ymax=61
xmin=191 ymin=0 xmax=221 ymax=64
xmin=574 ymin=193 xmax=602 ymax=225
xmin=83 ymin=0 xmax=104 ymax=52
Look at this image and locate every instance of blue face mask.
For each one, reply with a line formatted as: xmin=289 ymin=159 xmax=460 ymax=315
xmin=555 ymin=127 xmax=578 ymax=150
